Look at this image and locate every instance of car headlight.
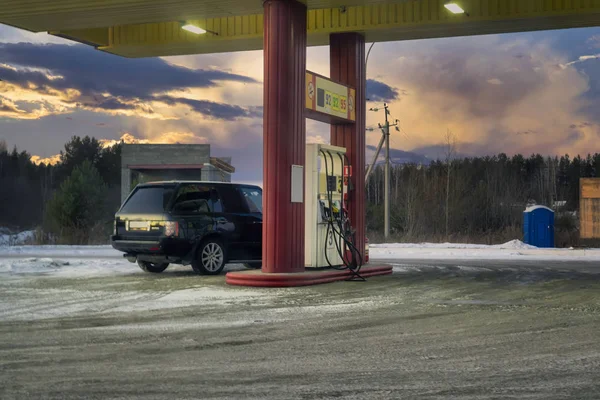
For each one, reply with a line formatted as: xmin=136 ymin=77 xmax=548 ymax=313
xmin=164 ymin=221 xmax=179 ymax=237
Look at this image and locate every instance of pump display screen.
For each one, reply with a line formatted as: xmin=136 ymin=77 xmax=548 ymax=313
xmin=326 ymin=175 xmax=337 ymax=192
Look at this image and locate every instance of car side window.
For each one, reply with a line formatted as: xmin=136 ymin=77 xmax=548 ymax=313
xmin=172 ymin=184 xmax=223 ymax=214
xmin=239 ymin=187 xmax=262 ymax=213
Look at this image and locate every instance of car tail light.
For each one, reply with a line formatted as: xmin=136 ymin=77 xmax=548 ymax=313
xmin=164 ymin=221 xmax=179 ymax=237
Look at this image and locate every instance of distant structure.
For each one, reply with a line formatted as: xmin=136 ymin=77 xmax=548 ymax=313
xmin=120 ymin=144 xmax=235 ymax=201
xmin=580 ymin=178 xmax=600 ymax=239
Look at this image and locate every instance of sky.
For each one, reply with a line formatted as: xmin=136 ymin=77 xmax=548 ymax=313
xmin=1 ymin=23 xmax=600 ymax=185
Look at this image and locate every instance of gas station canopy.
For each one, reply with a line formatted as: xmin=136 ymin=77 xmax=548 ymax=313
xmin=2 ymin=0 xmax=600 ymax=57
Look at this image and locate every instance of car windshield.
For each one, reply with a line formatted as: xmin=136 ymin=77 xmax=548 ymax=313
xmin=240 ymin=186 xmax=263 ymax=213
xmin=120 ymin=185 xmax=176 ymax=213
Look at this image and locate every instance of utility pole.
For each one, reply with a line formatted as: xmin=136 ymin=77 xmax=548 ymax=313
xmin=364 ymin=44 xmax=399 ymax=239
xmin=366 ymin=103 xmax=399 ymax=239
xmin=383 ymin=104 xmax=391 ymax=239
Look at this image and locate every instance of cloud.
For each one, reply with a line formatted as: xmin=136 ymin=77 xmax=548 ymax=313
xmin=516 ymin=130 xmax=537 ymax=135
xmin=0 ymin=95 xmax=38 ymax=118
xmin=365 ymin=33 xmax=600 ymax=158
xmin=487 ymin=78 xmax=503 ymax=85
xmin=97 ymin=133 xmax=151 ymax=148
xmin=0 ymin=42 xmax=260 ymax=121
xmin=0 ymin=24 xmax=73 ymax=45
xmin=307 ymin=135 xmax=328 ymax=144
xmin=0 ymin=97 xmax=21 ymax=113
xmin=559 ymin=53 xmax=600 ymax=69
xmin=0 ymin=43 xmax=256 ymax=96
xmin=154 ymin=96 xmax=262 ymax=120
xmin=366 ymin=79 xmax=400 ymax=102
xmin=30 ymin=154 xmax=62 ymax=166
xmin=587 ymin=35 xmax=600 ymax=49
xmin=31 ymin=131 xmax=211 ymax=165
xmin=99 ymin=132 xmax=208 ymax=148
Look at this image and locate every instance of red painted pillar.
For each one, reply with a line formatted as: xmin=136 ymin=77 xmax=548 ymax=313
xmin=330 ymin=33 xmax=366 ymax=260
xmin=262 ymin=0 xmax=307 ymax=273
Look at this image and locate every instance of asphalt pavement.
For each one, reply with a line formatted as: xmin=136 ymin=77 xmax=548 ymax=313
xmin=1 ymin=256 xmax=599 ymax=399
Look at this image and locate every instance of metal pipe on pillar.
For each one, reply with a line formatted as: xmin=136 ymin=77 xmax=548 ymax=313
xmin=330 ymin=32 xmax=367 ymax=260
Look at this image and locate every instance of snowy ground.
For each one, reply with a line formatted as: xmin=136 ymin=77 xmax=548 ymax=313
xmin=370 ymin=239 xmax=600 ymax=262
xmin=1 ymin=241 xmax=600 ymax=398
xmin=0 ymin=239 xmax=598 ymax=278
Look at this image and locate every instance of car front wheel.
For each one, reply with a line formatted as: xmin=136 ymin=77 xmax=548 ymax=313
xmin=137 ymin=260 xmax=169 ymax=273
xmin=192 ymin=239 xmax=226 ymax=275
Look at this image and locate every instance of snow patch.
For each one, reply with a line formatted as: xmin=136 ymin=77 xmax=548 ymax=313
xmin=85 ymin=319 xmax=257 ymax=332
xmin=371 ymin=239 xmax=600 ymax=262
xmin=109 ymin=287 xmax=266 ymax=313
xmin=0 ymin=257 xmax=133 ymax=277
xmin=524 ymin=205 xmax=554 ymax=213
xmin=0 ymin=230 xmax=36 ymax=246
xmin=0 ymin=245 xmax=119 ymax=257
xmin=371 ymin=239 xmax=537 ymax=250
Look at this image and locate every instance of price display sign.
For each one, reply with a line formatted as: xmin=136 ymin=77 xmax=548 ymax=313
xmin=306 ymin=70 xmax=355 ymax=124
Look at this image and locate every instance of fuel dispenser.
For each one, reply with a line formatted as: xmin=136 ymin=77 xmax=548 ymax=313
xmin=304 ymin=144 xmax=363 ymax=276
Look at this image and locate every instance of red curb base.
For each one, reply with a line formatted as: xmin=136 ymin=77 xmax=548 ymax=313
xmin=225 ymin=265 xmax=393 ymax=287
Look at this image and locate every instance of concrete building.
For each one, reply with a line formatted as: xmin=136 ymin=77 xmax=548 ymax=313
xmin=120 ymin=144 xmax=235 ymax=201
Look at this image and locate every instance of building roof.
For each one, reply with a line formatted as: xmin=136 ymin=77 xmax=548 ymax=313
xmin=140 ymin=180 xmax=259 ymax=188
xmin=209 ymin=157 xmax=235 ymax=174
xmin=127 ymin=164 xmax=205 ymax=170
xmin=127 ymin=158 xmax=235 ymax=173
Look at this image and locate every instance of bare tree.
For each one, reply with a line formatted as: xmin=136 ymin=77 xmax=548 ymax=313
xmin=0 ymin=139 xmax=6 ymax=177
xmin=444 ymin=129 xmax=457 ymax=240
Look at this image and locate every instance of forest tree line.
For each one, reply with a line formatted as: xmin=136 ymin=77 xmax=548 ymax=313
xmin=366 ymin=152 xmax=600 ymax=246
xmin=0 ymin=136 xmax=121 ymax=244
xmin=1 ymin=136 xmax=599 ymax=246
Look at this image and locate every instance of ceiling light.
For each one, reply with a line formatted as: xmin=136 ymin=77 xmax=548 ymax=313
xmin=444 ymin=3 xmax=465 ymax=14
xmin=181 ymin=24 xmax=207 ymax=34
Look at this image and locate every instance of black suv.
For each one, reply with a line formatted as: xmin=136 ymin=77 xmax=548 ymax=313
xmin=111 ymin=181 xmax=262 ymax=275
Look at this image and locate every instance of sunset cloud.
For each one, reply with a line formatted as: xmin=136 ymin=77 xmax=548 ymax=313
xmin=366 ymin=33 xmax=600 ymax=159
xmin=30 ymin=153 xmax=61 ymax=165
xmin=32 ymin=131 xmax=211 ymax=165
xmin=0 ymin=42 xmax=260 ymax=121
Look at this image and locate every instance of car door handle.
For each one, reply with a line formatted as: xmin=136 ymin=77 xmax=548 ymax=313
xmin=251 ymin=221 xmax=262 ymax=225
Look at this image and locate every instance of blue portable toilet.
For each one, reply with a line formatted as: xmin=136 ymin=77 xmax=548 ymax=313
xmin=523 ymin=205 xmax=555 ymax=248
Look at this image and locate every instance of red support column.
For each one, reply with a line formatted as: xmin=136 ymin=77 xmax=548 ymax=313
xmin=227 ymin=9 xmax=393 ymax=287
xmin=330 ymin=33 xmax=367 ymax=261
xmin=262 ymin=0 xmax=307 ymax=273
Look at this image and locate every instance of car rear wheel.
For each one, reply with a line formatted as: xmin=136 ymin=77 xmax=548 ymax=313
xmin=137 ymin=260 xmax=169 ymax=273
xmin=192 ymin=239 xmax=226 ymax=275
